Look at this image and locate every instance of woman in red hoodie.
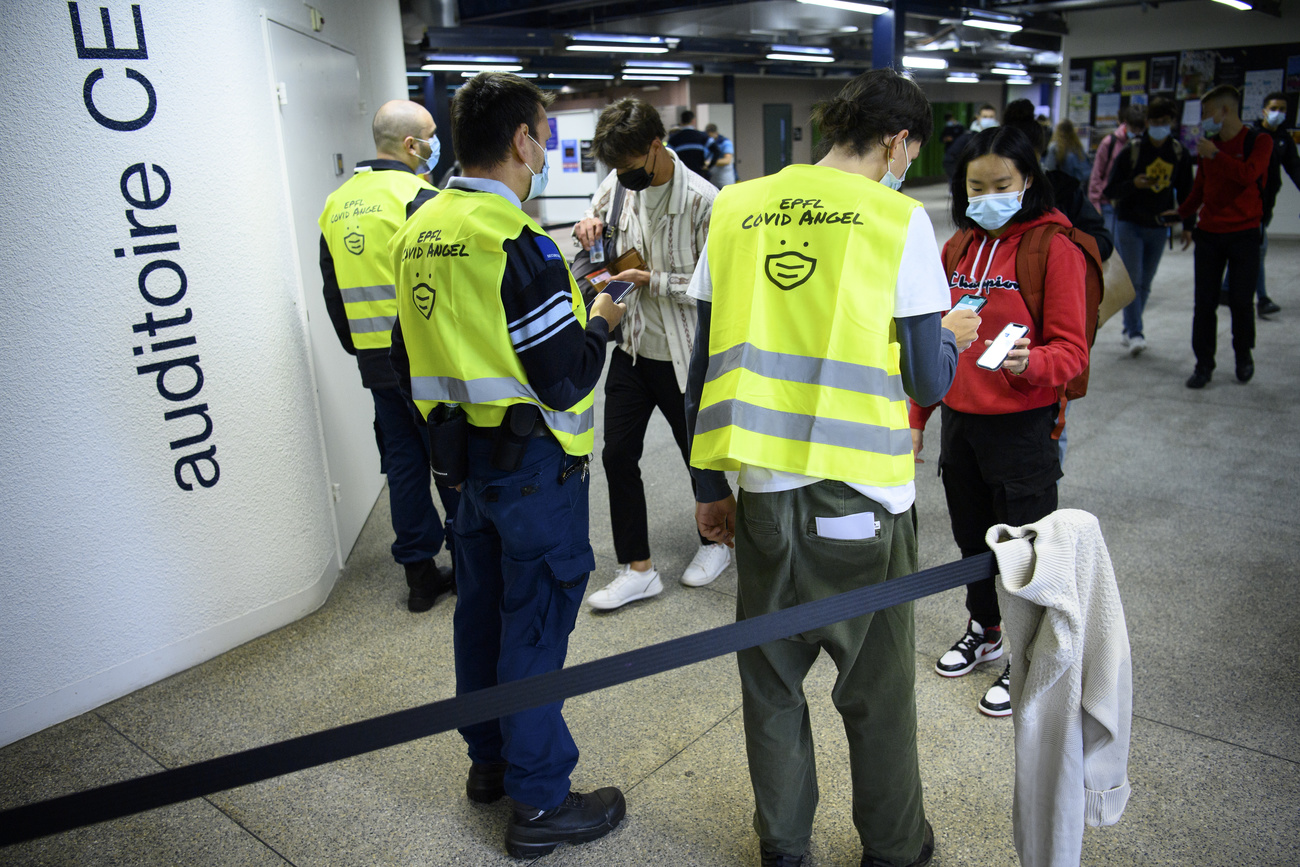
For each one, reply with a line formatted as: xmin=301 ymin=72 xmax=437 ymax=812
xmin=911 ymin=126 xmax=1089 ymax=717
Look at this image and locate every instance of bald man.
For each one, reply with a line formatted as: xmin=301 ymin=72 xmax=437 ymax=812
xmin=318 ymin=99 xmax=459 ymax=611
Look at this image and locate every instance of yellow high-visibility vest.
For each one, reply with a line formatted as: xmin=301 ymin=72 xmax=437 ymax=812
xmin=692 ymin=164 xmax=917 ymax=487
xmin=318 ymin=166 xmax=432 ymax=350
xmin=390 ymin=188 xmax=595 ymax=456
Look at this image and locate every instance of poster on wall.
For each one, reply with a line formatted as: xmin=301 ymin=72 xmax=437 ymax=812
xmin=1178 ymin=50 xmax=1216 ymax=99
xmin=1095 ymin=92 xmax=1122 ymax=135
xmin=579 ymin=140 xmax=595 ymax=173
xmin=1216 ymin=52 xmax=1245 ymax=88
xmin=1244 ymin=69 xmax=1284 ymax=116
xmin=1180 ymin=99 xmax=1202 ymax=151
xmin=562 ymin=139 xmax=579 ymax=172
xmin=1121 ymin=61 xmax=1147 ymax=94
xmin=1130 ymin=92 xmax=1149 ymax=107
xmin=1068 ymin=92 xmax=1092 ymax=125
xmin=1287 ymin=55 xmax=1300 ymax=91
xmin=1151 ymin=56 xmax=1178 ymax=93
xmin=547 ymin=118 xmax=558 ymax=149
xmin=1092 ymin=59 xmax=1117 ymax=93
xmin=1069 ymin=68 xmax=1087 ymax=94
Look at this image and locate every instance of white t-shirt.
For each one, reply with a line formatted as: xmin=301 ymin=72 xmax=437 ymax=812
xmin=687 ymin=204 xmax=950 ymax=513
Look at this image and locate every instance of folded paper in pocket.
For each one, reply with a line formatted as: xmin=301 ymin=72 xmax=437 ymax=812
xmin=814 ymin=512 xmax=880 ymax=541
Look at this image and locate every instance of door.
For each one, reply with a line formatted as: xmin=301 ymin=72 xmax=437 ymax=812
xmin=763 ymin=104 xmax=793 ymax=176
xmin=267 ymin=21 xmax=380 ymax=561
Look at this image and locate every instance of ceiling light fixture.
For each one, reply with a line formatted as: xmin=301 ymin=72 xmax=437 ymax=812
xmin=571 ymin=32 xmax=668 ymax=44
xmin=989 ymin=64 xmax=1028 ymax=75
xmin=547 ymin=73 xmax=617 ymax=80
xmin=1209 ymin=0 xmax=1252 ymax=8
xmin=423 ymin=64 xmax=523 ymax=72
xmin=767 ymin=45 xmax=835 ymax=63
xmin=460 ymin=71 xmax=537 ymax=78
xmin=567 ymin=44 xmax=670 ymax=53
xmin=1006 ymin=76 xmax=1035 ymax=85
xmin=622 ymin=74 xmax=682 ymax=81
xmin=962 ymin=10 xmax=1024 ymax=32
xmin=766 ymin=52 xmax=836 ymax=62
xmin=946 ymin=71 xmax=980 ymax=82
xmin=796 ymin=0 xmax=889 ymax=15
xmin=624 ymin=60 xmax=694 ymax=73
xmin=903 ymin=55 xmax=948 ymax=70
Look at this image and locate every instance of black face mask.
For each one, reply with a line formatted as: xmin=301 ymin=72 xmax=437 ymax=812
xmin=617 ymin=150 xmax=655 ymax=191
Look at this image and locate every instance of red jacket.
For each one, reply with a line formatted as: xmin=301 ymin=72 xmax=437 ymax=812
xmin=910 ymin=209 xmax=1089 ymax=428
xmin=1178 ymin=126 xmax=1271 ymax=233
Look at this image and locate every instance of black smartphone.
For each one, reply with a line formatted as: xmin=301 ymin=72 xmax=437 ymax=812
xmin=953 ymin=294 xmax=987 ymax=313
xmin=601 ymin=280 xmax=636 ymax=305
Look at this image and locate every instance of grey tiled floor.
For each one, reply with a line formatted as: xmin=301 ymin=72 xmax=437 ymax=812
xmin=3 ymin=185 xmax=1299 ymax=866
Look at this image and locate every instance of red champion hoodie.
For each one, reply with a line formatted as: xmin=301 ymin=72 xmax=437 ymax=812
xmin=910 ymin=209 xmax=1090 ymax=428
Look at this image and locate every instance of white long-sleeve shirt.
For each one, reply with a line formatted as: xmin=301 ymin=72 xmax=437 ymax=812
xmin=988 ymin=509 xmax=1133 ymax=867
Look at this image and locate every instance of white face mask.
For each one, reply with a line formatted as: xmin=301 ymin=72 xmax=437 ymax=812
xmin=1265 ymin=109 xmax=1286 ymax=127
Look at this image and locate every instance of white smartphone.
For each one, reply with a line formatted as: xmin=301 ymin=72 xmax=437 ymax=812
xmin=977 ymin=322 xmax=1029 ymax=371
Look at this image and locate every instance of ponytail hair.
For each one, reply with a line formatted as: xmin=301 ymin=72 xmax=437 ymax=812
xmin=811 ymin=68 xmax=933 ymax=159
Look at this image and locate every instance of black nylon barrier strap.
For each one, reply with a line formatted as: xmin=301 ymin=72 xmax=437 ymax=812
xmin=0 ymin=552 xmax=994 ymax=846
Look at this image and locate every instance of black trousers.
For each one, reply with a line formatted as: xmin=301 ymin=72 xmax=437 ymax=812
xmin=939 ymin=404 xmax=1062 ymax=627
xmin=602 ymin=347 xmax=706 ymax=564
xmin=1192 ymin=227 xmax=1260 ymax=373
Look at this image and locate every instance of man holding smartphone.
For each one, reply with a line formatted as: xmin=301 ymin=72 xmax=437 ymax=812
xmin=389 ymin=72 xmax=628 ymax=858
xmin=686 ymin=69 xmax=979 ymax=867
xmin=573 ymin=98 xmax=724 ymax=611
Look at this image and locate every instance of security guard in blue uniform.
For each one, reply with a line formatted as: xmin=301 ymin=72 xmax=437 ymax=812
xmin=388 ymin=73 xmax=628 ymax=859
xmin=319 ymin=99 xmax=458 ymax=612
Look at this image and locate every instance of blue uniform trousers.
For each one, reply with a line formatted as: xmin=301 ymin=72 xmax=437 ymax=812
xmin=453 ymin=434 xmax=595 ymax=810
xmin=371 ymin=386 xmax=459 ymax=564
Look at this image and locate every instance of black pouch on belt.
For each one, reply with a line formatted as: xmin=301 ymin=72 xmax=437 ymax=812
xmin=427 ymin=403 xmax=469 ymax=487
xmin=491 ymin=404 xmax=542 ymax=472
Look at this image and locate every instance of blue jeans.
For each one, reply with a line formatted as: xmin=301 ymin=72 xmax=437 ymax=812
xmin=371 ymin=387 xmax=459 ymax=564
xmin=1221 ymin=227 xmax=1269 ymax=301
xmin=1116 ymin=221 xmax=1168 ymax=339
xmin=1100 ymin=202 xmax=1117 ymax=240
xmin=453 ymin=435 xmax=595 ymax=810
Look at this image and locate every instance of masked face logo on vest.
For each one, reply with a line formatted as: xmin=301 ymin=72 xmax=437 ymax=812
xmin=764 ymin=240 xmax=817 ymax=291
xmin=413 ymin=283 xmax=435 ymax=319
xmin=344 ymin=231 xmax=365 ymax=255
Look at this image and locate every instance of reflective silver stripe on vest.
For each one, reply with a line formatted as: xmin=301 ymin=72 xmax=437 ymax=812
xmin=696 ymin=399 xmax=913 ymax=457
xmin=341 ymin=283 xmax=397 ymax=304
xmin=348 ymin=315 xmax=397 ymax=334
xmin=410 ymin=375 xmax=593 ymax=436
xmin=706 ymin=342 xmax=906 ymax=403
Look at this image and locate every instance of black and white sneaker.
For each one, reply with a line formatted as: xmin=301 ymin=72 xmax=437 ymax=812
xmin=935 ymin=619 xmax=1003 ymax=677
xmin=978 ymin=663 xmax=1013 ymax=717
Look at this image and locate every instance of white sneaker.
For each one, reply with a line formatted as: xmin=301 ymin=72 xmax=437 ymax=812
xmin=1128 ymin=335 xmax=1147 ymax=357
xmin=1119 ymin=332 xmax=1131 ymax=349
xmin=587 ymin=565 xmax=662 ymax=610
xmin=681 ymin=543 xmax=731 ymax=587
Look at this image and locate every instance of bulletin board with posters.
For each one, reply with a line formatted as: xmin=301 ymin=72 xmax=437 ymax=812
xmin=1068 ymin=41 xmax=1300 ymax=154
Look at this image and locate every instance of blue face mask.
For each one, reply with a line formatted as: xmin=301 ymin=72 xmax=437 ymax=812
xmin=881 ymin=141 xmax=912 ymax=191
xmin=965 ymin=189 xmax=1025 ymax=232
xmin=977 ymin=116 xmax=999 ymax=131
xmin=523 ymin=134 xmax=549 ymax=202
xmin=1266 ymin=110 xmax=1286 ymax=127
xmin=1201 ymin=116 xmax=1223 ymax=138
xmin=1147 ymin=125 xmax=1171 ymax=143
xmin=413 ymin=136 xmax=440 ymax=175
